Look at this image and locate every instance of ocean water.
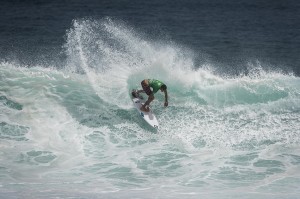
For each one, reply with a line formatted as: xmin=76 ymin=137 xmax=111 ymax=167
xmin=1 ymin=1 xmax=300 ymax=199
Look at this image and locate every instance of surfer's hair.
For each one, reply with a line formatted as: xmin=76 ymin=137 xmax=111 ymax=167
xmin=161 ymin=84 xmax=167 ymax=90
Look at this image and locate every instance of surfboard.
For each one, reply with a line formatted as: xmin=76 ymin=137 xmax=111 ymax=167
xmin=131 ymin=89 xmax=159 ymax=129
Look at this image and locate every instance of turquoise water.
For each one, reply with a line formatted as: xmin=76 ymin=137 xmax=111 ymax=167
xmin=1 ymin=19 xmax=300 ymax=199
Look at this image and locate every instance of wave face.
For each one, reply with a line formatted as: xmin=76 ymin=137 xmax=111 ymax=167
xmin=1 ymin=19 xmax=300 ymax=198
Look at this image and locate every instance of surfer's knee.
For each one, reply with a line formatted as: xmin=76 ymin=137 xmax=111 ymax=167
xmin=149 ymin=94 xmax=154 ymax=101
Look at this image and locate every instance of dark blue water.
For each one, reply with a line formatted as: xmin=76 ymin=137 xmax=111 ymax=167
xmin=1 ymin=0 xmax=299 ymax=75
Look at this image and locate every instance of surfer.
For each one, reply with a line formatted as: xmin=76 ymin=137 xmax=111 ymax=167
xmin=137 ymin=79 xmax=168 ymax=112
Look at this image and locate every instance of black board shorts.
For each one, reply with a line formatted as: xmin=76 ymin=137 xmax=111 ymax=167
xmin=141 ymin=80 xmax=152 ymax=95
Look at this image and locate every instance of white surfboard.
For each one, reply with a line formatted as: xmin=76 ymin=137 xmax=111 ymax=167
xmin=131 ymin=90 xmax=159 ymax=129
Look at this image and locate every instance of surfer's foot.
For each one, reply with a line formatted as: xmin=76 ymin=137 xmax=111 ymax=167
xmin=140 ymin=106 xmax=149 ymax=112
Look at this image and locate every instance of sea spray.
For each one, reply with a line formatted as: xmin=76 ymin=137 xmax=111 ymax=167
xmin=0 ymin=18 xmax=300 ymax=199
xmin=64 ymin=19 xmax=198 ymax=108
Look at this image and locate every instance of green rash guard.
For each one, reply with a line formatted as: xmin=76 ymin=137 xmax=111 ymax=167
xmin=148 ymin=79 xmax=164 ymax=94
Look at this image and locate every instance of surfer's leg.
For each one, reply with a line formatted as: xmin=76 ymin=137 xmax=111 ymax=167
xmin=144 ymin=94 xmax=154 ymax=106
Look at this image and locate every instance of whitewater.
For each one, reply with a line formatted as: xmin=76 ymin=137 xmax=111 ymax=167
xmin=1 ymin=19 xmax=300 ymax=199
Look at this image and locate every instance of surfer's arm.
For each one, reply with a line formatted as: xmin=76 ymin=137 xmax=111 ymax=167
xmin=137 ymin=89 xmax=145 ymax=94
xmin=164 ymin=90 xmax=168 ymax=107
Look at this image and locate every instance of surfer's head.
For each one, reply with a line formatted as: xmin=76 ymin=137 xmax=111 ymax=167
xmin=160 ymin=84 xmax=167 ymax=92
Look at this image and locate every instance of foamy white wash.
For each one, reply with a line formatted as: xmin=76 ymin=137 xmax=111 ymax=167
xmin=0 ymin=19 xmax=300 ymax=199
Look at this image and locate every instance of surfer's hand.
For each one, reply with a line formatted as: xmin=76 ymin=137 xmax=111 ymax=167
xmin=140 ymin=105 xmax=150 ymax=112
xmin=164 ymin=101 xmax=168 ymax=107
